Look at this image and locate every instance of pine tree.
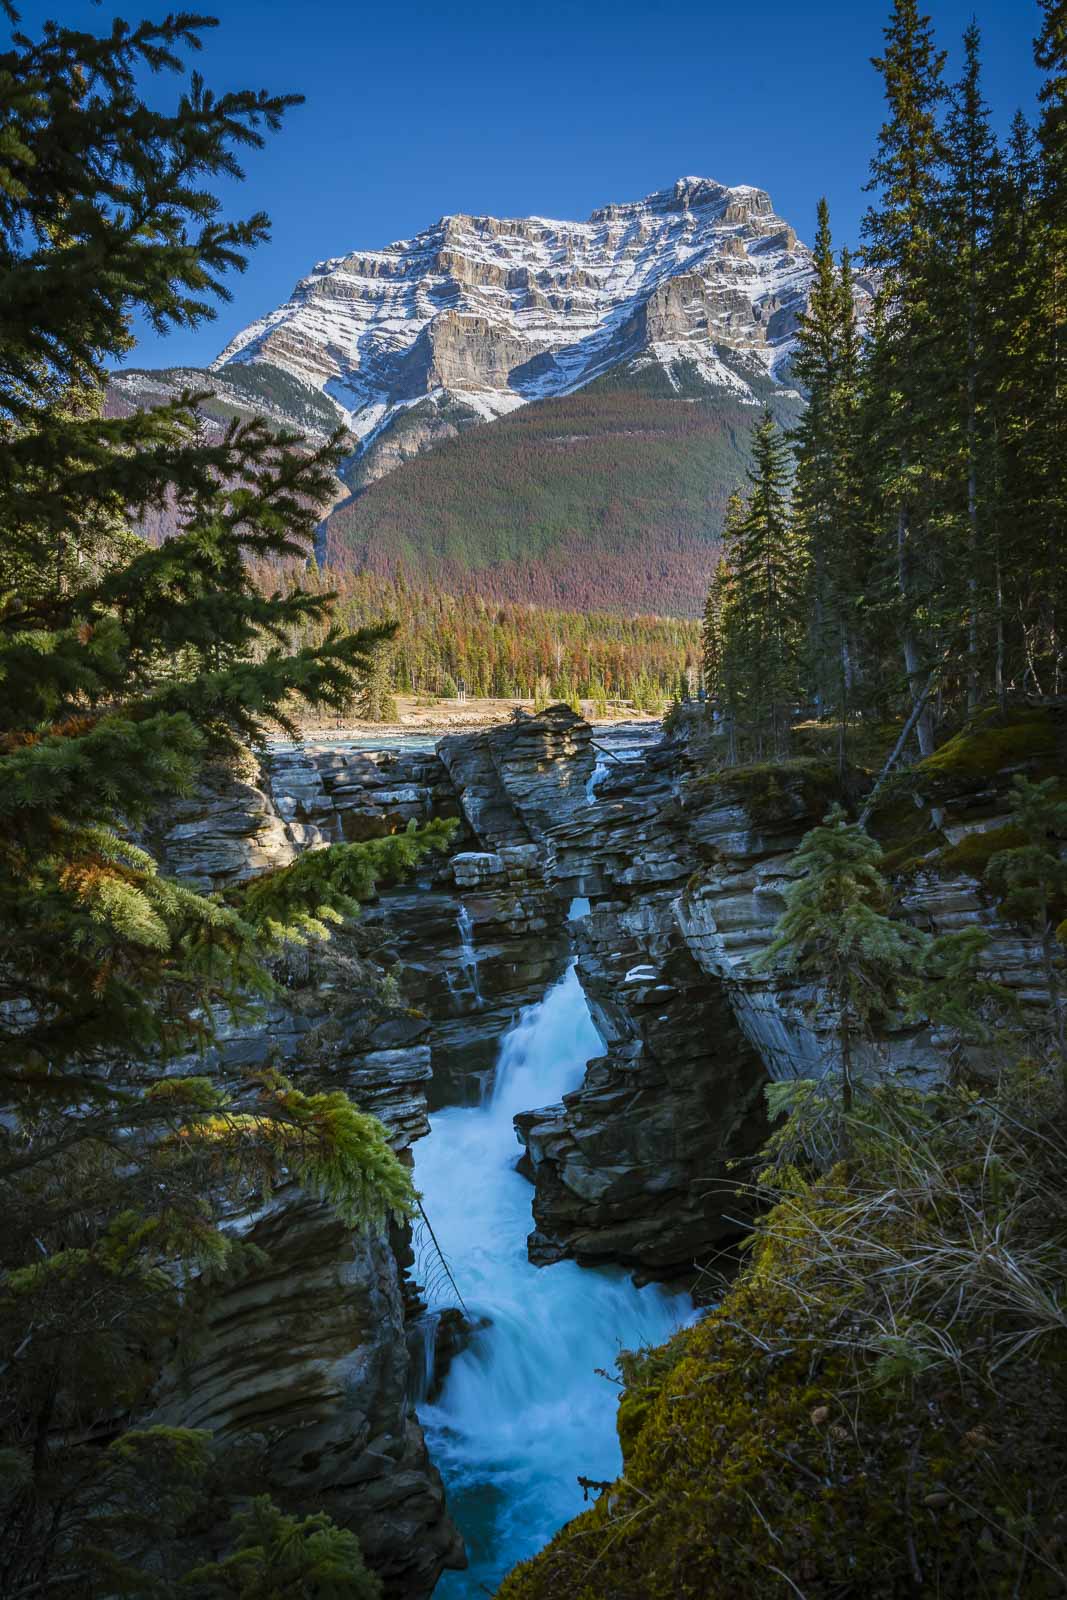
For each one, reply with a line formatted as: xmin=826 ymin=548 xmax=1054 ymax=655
xmin=184 ymin=1495 xmax=384 ymax=1599
xmin=356 ymin=639 xmax=399 ymax=723
xmin=754 ymin=807 xmax=927 ymax=1111
xmin=701 ymin=550 xmax=732 ymax=704
xmin=791 ymin=201 xmax=867 ymax=755
xmin=862 ymin=0 xmax=948 ymax=754
xmin=940 ymin=22 xmax=999 ymax=711
xmin=0 ymin=12 xmax=450 ymax=1593
xmin=1029 ymin=0 xmax=1067 ymax=691
xmin=718 ymin=414 xmax=805 ymax=758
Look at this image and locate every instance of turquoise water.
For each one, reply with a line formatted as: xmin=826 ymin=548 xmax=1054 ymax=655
xmin=415 ymin=942 xmax=692 ymax=1596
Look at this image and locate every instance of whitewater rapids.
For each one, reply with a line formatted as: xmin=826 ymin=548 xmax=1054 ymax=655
xmin=415 ymin=914 xmax=691 ymax=1595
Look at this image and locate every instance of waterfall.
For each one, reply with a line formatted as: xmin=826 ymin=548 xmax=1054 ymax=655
xmin=416 ymin=926 xmax=691 ymax=1595
xmin=456 ymin=904 xmax=483 ymax=1008
xmin=585 ymin=752 xmax=609 ymax=804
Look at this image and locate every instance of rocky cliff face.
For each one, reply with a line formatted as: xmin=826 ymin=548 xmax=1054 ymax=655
xmin=143 ymin=727 xmax=588 ymax=1595
xmin=148 ymin=752 xmax=468 ymax=1598
xmin=111 ymin=177 xmax=829 ymax=483
xmin=431 ymin=708 xmax=1063 ymax=1276
xmin=142 ymin=707 xmax=1058 ymax=1593
xmin=212 ymin=178 xmax=813 ymax=444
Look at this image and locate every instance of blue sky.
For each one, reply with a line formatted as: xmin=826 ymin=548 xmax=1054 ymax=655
xmin=21 ymin=0 xmax=1042 ymax=369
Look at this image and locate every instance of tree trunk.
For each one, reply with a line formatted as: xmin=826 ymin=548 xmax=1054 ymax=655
xmin=898 ymin=505 xmax=936 ymax=755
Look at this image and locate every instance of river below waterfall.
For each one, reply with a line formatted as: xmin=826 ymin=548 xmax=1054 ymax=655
xmin=415 ymin=904 xmax=692 ymax=1595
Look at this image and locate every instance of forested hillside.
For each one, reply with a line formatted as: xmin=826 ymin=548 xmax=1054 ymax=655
xmin=258 ymin=563 xmax=702 ymax=709
xmin=320 ymin=367 xmax=803 ymax=617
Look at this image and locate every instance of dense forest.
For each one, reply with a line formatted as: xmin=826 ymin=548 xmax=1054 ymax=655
xmin=254 ymin=561 xmax=701 ymax=712
xmin=701 ymin=1 xmax=1065 ymax=762
xmin=320 ymin=372 xmax=801 ymax=617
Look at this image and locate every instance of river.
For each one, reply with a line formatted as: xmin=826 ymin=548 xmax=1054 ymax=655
xmin=414 ymin=903 xmax=692 ymax=1596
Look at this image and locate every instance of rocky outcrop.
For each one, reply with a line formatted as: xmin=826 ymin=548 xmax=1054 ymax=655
xmin=509 ymin=735 xmax=771 ymax=1273
xmin=436 ymin=708 xmax=1065 ymax=1277
xmin=186 ymin=176 xmax=818 ymax=454
xmin=153 ymin=1194 xmax=464 ymax=1595
xmin=149 ymin=752 xmax=471 ymax=1597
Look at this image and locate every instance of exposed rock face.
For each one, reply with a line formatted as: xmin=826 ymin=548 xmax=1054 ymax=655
xmin=110 ymin=177 xmax=846 ymax=495
xmin=150 ymin=752 xmax=471 ymax=1598
xmin=511 ymin=736 xmax=771 ymax=1272
xmin=264 ymin=733 xmax=576 ymax=1106
xmin=153 ymin=1195 xmax=464 ymax=1595
xmin=201 ymin=177 xmax=816 ymax=451
xmin=433 ymin=710 xmax=1062 ymax=1275
xmin=439 ymin=705 xmax=597 ymax=846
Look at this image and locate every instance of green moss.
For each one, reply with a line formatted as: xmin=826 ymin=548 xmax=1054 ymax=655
xmin=692 ymin=757 xmax=843 ymax=825
xmin=917 ymin=708 xmax=1059 ymax=784
xmin=939 ymin=824 xmax=1029 ymax=878
xmin=499 ymin=1157 xmax=1067 ymax=1600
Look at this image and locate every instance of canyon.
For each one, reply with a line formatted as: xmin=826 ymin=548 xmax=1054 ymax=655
xmin=148 ymin=704 xmax=1060 ymax=1596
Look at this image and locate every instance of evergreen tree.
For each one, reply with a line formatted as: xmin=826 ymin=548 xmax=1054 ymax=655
xmin=356 ymin=639 xmax=399 ymax=723
xmin=0 ymin=12 xmax=450 ymax=1593
xmin=700 ymin=550 xmax=731 ymax=705
xmin=754 ymin=807 xmax=927 ymax=1111
xmin=184 ymin=1495 xmax=384 ymax=1599
xmin=940 ymin=23 xmax=999 ymax=710
xmin=791 ymin=201 xmax=867 ymax=754
xmin=1029 ymin=0 xmax=1067 ymax=691
xmin=862 ymin=0 xmax=948 ymax=754
xmin=718 ymin=413 xmax=805 ymax=758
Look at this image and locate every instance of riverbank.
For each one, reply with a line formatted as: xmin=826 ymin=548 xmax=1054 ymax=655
xmin=291 ymin=694 xmax=662 ymax=738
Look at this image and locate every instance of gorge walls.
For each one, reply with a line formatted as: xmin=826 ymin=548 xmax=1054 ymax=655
xmin=144 ymin=704 xmax=1061 ymax=1595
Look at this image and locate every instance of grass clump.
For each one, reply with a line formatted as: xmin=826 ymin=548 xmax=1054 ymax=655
xmin=499 ymin=1071 xmax=1067 ymax=1600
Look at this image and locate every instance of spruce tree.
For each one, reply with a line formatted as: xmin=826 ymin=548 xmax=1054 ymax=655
xmin=754 ymin=807 xmax=926 ymax=1111
xmin=719 ymin=413 xmax=805 ymax=758
xmin=0 ymin=11 xmax=450 ymax=1592
xmin=862 ymin=0 xmax=948 ymax=754
xmin=1029 ymin=0 xmax=1067 ymax=691
xmin=941 ymin=23 xmax=999 ymax=710
xmin=791 ymin=201 xmax=866 ymax=756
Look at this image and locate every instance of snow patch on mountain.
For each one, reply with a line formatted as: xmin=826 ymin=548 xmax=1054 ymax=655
xmin=119 ymin=177 xmax=822 ymax=474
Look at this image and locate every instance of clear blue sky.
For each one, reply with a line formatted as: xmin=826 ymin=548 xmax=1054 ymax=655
xmin=21 ymin=0 xmax=1042 ymax=369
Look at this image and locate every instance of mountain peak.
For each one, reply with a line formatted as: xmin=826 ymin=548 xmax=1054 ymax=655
xmin=121 ymin=176 xmax=815 ymax=482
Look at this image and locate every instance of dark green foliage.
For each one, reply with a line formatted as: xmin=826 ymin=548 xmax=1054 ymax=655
xmin=322 ymin=379 xmax=797 ymax=617
xmin=705 ymin=413 xmax=806 ymax=758
xmin=754 ymin=806 xmax=927 ymax=1109
xmin=985 ymin=776 xmax=1067 ymax=1052
xmin=790 ymin=202 xmax=869 ymax=751
xmin=0 ymin=10 xmax=448 ymax=1595
xmin=184 ymin=1496 xmax=384 ymax=1598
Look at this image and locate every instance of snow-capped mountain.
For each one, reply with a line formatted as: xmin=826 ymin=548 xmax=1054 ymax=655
xmin=197 ymin=176 xmax=814 ymax=473
xmin=108 ymin=177 xmax=837 ymax=612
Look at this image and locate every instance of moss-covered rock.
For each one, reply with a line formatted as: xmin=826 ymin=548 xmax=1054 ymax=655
xmin=913 ymin=707 xmax=1060 ymax=792
xmin=690 ymin=756 xmax=846 ymax=825
xmin=499 ymin=1116 xmax=1067 ymax=1600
